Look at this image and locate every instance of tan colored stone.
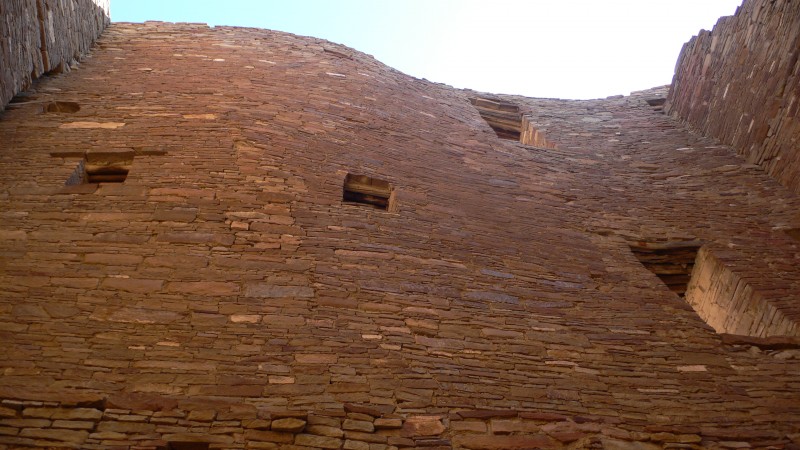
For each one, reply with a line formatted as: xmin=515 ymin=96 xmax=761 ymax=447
xmin=294 ymin=434 xmax=343 ymax=449
xmin=271 ymin=417 xmax=306 ymax=433
xmin=401 ymin=416 xmax=444 ymax=437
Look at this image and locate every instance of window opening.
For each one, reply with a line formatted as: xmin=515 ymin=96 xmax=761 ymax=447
xmin=645 ymin=97 xmax=666 ymax=113
xmin=343 ymin=173 xmax=394 ymax=211
xmin=470 ymin=96 xmax=556 ymax=147
xmin=44 ymin=101 xmax=80 ymax=113
xmin=629 ymin=240 xmax=701 ymax=298
xmin=65 ymin=151 xmax=133 ymax=185
xmin=469 ymin=97 xmax=522 ymax=140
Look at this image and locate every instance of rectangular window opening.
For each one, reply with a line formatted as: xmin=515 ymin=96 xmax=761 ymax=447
xmin=629 ymin=240 xmax=701 ymax=298
xmin=343 ymin=173 xmax=394 ymax=211
xmin=470 ymin=97 xmax=556 ymax=147
xmin=469 ymin=97 xmax=522 ymax=141
xmin=65 ymin=151 xmax=133 ymax=185
xmin=786 ymin=228 xmax=800 ymax=241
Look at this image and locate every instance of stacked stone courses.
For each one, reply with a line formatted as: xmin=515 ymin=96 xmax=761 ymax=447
xmin=1 ymin=2 xmax=800 ymax=450
xmin=0 ymin=0 xmax=110 ymax=110
xmin=666 ymin=0 xmax=800 ymax=194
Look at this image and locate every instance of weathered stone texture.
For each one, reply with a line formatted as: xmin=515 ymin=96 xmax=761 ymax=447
xmin=666 ymin=0 xmax=800 ymax=194
xmin=1 ymin=9 xmax=800 ymax=450
xmin=0 ymin=0 xmax=110 ymax=110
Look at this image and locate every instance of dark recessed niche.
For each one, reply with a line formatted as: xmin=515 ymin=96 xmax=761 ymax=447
xmin=629 ymin=240 xmax=702 ymax=297
xmin=65 ymin=151 xmax=134 ymax=185
xmin=645 ymin=97 xmax=667 ymax=113
xmin=44 ymin=101 xmax=80 ymax=113
xmin=786 ymin=228 xmax=800 ymax=241
xmin=343 ymin=173 xmax=394 ymax=211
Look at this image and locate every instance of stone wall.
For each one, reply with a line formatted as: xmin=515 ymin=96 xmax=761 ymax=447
xmin=666 ymin=0 xmax=800 ymax=194
xmin=1 ymin=20 xmax=800 ymax=450
xmin=686 ymin=247 xmax=799 ymax=337
xmin=0 ymin=0 xmax=109 ymax=110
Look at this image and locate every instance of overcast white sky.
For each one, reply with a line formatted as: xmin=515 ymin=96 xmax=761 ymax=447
xmin=113 ymin=0 xmax=743 ymax=99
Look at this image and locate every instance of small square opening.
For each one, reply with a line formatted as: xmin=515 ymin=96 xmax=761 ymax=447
xmin=343 ymin=173 xmax=394 ymax=211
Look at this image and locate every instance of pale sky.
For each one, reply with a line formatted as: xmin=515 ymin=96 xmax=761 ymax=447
xmin=112 ymin=0 xmax=743 ymax=99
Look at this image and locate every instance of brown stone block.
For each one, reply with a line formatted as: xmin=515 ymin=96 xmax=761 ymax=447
xmin=246 ymin=419 xmax=274 ymax=429
xmin=257 ymin=192 xmax=295 ymax=203
xmin=245 ymin=283 xmax=315 ymax=298
xmin=154 ymin=208 xmax=198 ymax=222
xmin=85 ymin=253 xmax=143 ymax=265
xmin=1 ymin=419 xmax=51 ymax=428
xmin=490 ymin=419 xmax=540 ymax=434
xmin=0 ymin=406 xmax=17 ymax=418
xmin=162 ymin=432 xmax=235 ymax=444
xmin=0 ymin=426 xmax=19 ymax=436
xmin=166 ymin=281 xmax=240 ymax=296
xmin=19 ymin=427 xmax=89 ymax=443
xmin=244 ymin=429 xmax=295 ymax=443
xmin=96 ymin=421 xmax=156 ymax=433
xmin=11 ymin=304 xmax=48 ymax=318
xmin=90 ymin=306 xmax=181 ymax=324
xmin=187 ymin=384 xmax=263 ymax=397
xmin=45 ymin=277 xmax=94 ymax=289
xmin=294 ymin=433 xmax=343 ymax=449
xmin=101 ymin=277 xmax=164 ymax=293
xmin=343 ymin=418 xmax=374 ymax=433
xmin=107 ymin=393 xmax=178 ymax=411
xmin=401 ymin=416 xmax=444 ymax=437
xmin=295 ymin=354 xmax=338 ymax=364
xmin=149 ymin=187 xmax=215 ymax=199
xmin=599 ymin=438 xmax=661 ymax=450
xmin=307 ymin=424 xmax=344 ymax=437
xmin=451 ymin=421 xmax=488 ymax=433
xmin=452 ymin=434 xmax=560 ymax=449
xmin=52 ymin=419 xmax=95 ymax=429
xmin=343 ymin=439 xmax=370 ymax=450
xmin=158 ymin=231 xmax=234 ymax=246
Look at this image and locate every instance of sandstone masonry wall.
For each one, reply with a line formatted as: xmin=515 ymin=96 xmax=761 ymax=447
xmin=0 ymin=0 xmax=109 ymax=110
xmin=666 ymin=0 xmax=800 ymax=194
xmin=1 ymin=19 xmax=800 ymax=450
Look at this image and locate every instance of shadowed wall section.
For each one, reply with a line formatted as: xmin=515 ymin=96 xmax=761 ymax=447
xmin=0 ymin=0 xmax=110 ymax=110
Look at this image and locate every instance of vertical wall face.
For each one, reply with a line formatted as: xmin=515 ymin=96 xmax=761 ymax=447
xmin=0 ymin=0 xmax=110 ymax=110
xmin=686 ymin=248 xmax=799 ymax=337
xmin=666 ymin=0 xmax=800 ymax=194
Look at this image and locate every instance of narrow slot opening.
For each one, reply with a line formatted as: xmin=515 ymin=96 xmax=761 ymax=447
xmin=167 ymin=443 xmax=210 ymax=450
